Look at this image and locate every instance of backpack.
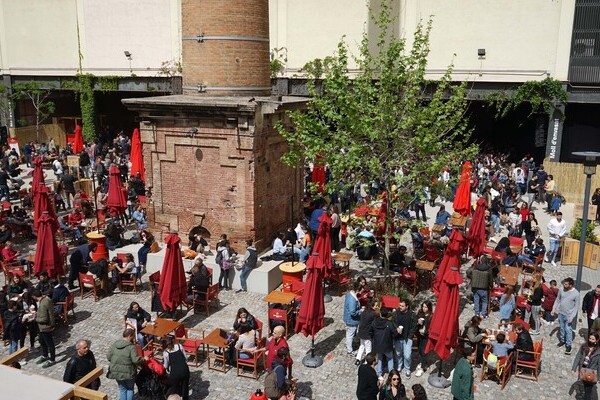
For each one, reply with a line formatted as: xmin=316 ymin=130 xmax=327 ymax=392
xmin=264 ymin=364 xmax=283 ymax=398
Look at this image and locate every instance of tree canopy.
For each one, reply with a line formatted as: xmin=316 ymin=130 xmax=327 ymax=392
xmin=278 ymin=0 xmax=478 ymax=204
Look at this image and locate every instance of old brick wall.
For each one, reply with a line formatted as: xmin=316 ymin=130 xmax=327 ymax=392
xmin=181 ymin=0 xmax=270 ymax=95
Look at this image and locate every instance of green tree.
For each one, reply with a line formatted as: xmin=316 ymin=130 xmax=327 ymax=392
xmin=0 ymin=84 xmax=12 ymax=127
xmin=11 ymin=81 xmax=56 ymax=142
xmin=277 ymin=0 xmax=478 ymax=267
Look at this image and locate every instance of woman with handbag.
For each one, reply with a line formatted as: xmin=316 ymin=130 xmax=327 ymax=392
xmin=572 ymin=333 xmax=600 ymax=400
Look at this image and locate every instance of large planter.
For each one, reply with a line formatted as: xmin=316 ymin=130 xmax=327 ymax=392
xmin=561 ymin=237 xmax=600 ymax=270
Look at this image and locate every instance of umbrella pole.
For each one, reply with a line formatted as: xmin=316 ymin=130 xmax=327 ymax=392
xmin=91 ymin=172 xmax=100 ymax=232
xmin=302 ymin=335 xmax=323 ymax=368
xmin=427 ymin=358 xmax=450 ymax=388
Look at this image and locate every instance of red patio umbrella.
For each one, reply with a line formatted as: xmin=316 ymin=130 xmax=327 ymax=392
xmin=106 ymin=165 xmax=127 ymax=217
xmin=129 ymin=128 xmax=145 ymax=182
xmin=31 ymin=156 xmax=44 ymax=195
xmin=34 ymin=212 xmax=63 ymax=279
xmin=426 ymin=265 xmax=463 ymax=361
xmin=72 ymin=125 xmax=84 ymax=154
xmin=295 ymin=213 xmax=332 ymax=367
xmin=467 ymin=197 xmax=487 ymax=259
xmin=311 ymin=156 xmax=326 ymax=194
xmin=452 ymin=161 xmax=472 ymax=217
xmin=158 ymin=233 xmax=187 ymax=313
xmin=432 ymin=229 xmax=465 ymax=297
xmin=33 ymin=183 xmax=59 ymax=234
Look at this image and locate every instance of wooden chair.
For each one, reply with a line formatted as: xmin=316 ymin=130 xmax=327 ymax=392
xmin=400 ymin=269 xmax=417 ymax=295
xmin=193 ymin=283 xmax=220 ymax=316
xmin=55 ymin=292 xmax=76 ymax=323
xmin=2 ymin=260 xmax=25 ymax=284
xmin=236 ymin=337 xmax=267 ymax=379
xmin=174 ymin=324 xmax=206 ymax=367
xmin=329 ymin=264 xmax=351 ymax=294
xmin=116 ymin=252 xmax=143 ymax=290
xmin=515 ymin=339 xmax=543 ymax=381
xmin=480 ymin=348 xmax=513 ymax=389
xmin=78 ymin=272 xmax=101 ymax=301
xmin=521 ymin=253 xmax=544 ymax=275
xmin=420 ymin=242 xmax=442 ymax=264
xmin=255 ymin=318 xmax=264 ymax=340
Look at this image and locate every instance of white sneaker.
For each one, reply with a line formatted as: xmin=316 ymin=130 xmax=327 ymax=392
xmin=551 ymin=261 xmax=557 ymax=267
xmin=415 ymin=367 xmax=423 ymax=377
xmin=544 ymin=257 xmax=550 ymax=263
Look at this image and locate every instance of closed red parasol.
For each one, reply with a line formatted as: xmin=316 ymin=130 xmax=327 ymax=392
xmin=129 ymin=128 xmax=145 ymax=182
xmin=31 ymin=156 xmax=44 ymax=195
xmin=311 ymin=156 xmax=326 ymax=194
xmin=432 ymin=229 xmax=465 ymax=297
xmin=34 ymin=211 xmax=63 ymax=278
xmin=72 ymin=125 xmax=84 ymax=154
xmin=33 ymin=183 xmax=59 ymax=234
xmin=467 ymin=197 xmax=487 ymax=258
xmin=425 ymin=264 xmax=463 ymax=361
xmin=106 ymin=165 xmax=127 ymax=216
xmin=158 ymin=233 xmax=187 ymax=313
xmin=296 ymin=214 xmax=332 ymax=368
xmin=452 ymin=161 xmax=472 ymax=217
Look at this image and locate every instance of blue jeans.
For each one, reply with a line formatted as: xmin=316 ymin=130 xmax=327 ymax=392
xmin=491 ymin=214 xmax=500 ymax=233
xmin=239 ymin=265 xmax=252 ymax=291
xmin=558 ymin=313 xmax=574 ymax=347
xmin=548 ymin=238 xmax=561 ymax=262
xmin=517 ymin=255 xmax=533 ymax=264
xmin=9 ymin=340 xmax=18 ymax=354
xmin=394 ymin=338 xmax=413 ymax=372
xmin=300 ymin=246 xmax=311 ymax=263
xmin=377 ymin=350 xmax=394 ymax=377
xmin=117 ymin=379 xmax=135 ymax=400
xmin=473 ymin=288 xmax=489 ymax=317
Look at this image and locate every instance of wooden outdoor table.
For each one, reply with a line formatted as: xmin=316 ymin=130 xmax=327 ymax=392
xmin=498 ymin=265 xmax=520 ymax=287
xmin=483 ymin=330 xmax=517 ymax=345
xmin=204 ymin=328 xmax=230 ymax=372
xmin=333 ymin=252 xmax=353 ymax=265
xmin=416 ymin=260 xmax=435 ymax=289
xmin=263 ymin=290 xmax=298 ymax=305
xmin=140 ymin=317 xmax=182 ymax=338
xmin=415 ymin=260 xmax=435 ymax=271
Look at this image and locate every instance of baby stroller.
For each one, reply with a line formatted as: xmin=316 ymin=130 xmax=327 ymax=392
xmin=136 ymin=363 xmax=169 ymax=400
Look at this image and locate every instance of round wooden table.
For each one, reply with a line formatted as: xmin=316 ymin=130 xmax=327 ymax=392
xmin=279 ymin=261 xmax=306 ymax=292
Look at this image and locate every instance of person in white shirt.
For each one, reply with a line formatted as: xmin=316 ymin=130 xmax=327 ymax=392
xmin=547 ymin=211 xmax=568 ymax=266
xmin=52 ymin=158 xmax=63 ymax=179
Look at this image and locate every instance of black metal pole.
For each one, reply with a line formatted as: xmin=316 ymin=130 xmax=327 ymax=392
xmin=91 ymin=172 xmax=100 ymax=232
xmin=576 ymin=172 xmax=593 ymax=291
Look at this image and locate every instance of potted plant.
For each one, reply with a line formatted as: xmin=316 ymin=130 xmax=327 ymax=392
xmin=570 ymin=219 xmax=598 ymax=244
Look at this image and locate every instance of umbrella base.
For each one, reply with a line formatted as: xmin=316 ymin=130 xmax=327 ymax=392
xmin=302 ymin=354 xmax=323 ymax=368
xmin=427 ymin=373 xmax=450 ymax=388
xmin=323 ymin=294 xmax=333 ymax=303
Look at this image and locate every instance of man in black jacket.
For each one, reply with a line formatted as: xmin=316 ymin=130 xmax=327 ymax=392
xmin=392 ymin=300 xmax=417 ymax=378
xmin=68 ymin=242 xmax=98 ymax=289
xmin=370 ymin=307 xmax=395 ymax=377
xmin=583 ymin=285 xmax=600 ymax=332
xmin=63 ymin=339 xmax=99 ymax=390
xmin=514 ymin=323 xmax=534 ymax=362
xmin=356 ymin=352 xmax=380 ymax=400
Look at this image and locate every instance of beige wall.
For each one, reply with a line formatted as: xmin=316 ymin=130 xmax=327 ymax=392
xmin=269 ymin=0 xmax=576 ymax=83
xmin=0 ymin=0 xmax=181 ymax=77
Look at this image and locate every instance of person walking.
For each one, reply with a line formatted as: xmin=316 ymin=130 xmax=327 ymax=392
xmin=238 ymin=239 xmax=257 ymax=293
xmin=546 ymin=211 xmax=567 ymax=267
xmin=552 ymin=277 xmax=580 ymax=355
xmin=524 ymin=272 xmax=544 ymax=335
xmin=392 ymin=299 xmax=417 ymax=378
xmin=583 ymin=285 xmax=600 ymax=334
xmin=414 ymin=301 xmax=433 ymax=377
xmin=355 ymin=300 xmax=376 ymax=366
xmin=356 ymin=352 xmax=381 ymax=400
xmin=343 ymin=281 xmax=363 ymax=356
xmin=451 ymin=346 xmax=476 ymax=400
xmin=107 ymin=328 xmax=148 ymax=400
xmin=572 ymin=332 xmax=600 ymax=400
xmin=63 ymin=339 xmax=100 ymax=390
xmin=371 ymin=307 xmax=396 ymax=378
xmin=466 ymin=258 xmax=493 ymax=319
xmin=33 ymin=289 xmax=56 ymax=368
xmin=162 ymin=337 xmax=190 ymax=400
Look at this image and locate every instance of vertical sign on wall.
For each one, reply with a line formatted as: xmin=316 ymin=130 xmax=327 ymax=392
xmin=545 ymin=106 xmax=565 ymax=161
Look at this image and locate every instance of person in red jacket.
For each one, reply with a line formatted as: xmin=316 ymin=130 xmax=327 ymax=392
xmin=265 ymin=326 xmax=294 ymax=380
xmin=542 ymin=279 xmax=559 ymax=325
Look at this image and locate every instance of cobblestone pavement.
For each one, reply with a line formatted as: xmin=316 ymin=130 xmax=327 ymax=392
xmin=3 ymin=171 xmax=600 ymax=400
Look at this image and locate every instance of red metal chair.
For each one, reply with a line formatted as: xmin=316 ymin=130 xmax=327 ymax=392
xmin=174 ymin=324 xmax=206 ymax=367
xmin=236 ymin=337 xmax=267 ymax=379
xmin=268 ymin=308 xmax=293 ymax=337
xmin=78 ymin=272 xmax=101 ymax=301
xmin=421 ymin=242 xmax=442 ymax=263
xmin=400 ymin=269 xmax=417 ymax=295
xmin=381 ymin=295 xmax=400 ymax=310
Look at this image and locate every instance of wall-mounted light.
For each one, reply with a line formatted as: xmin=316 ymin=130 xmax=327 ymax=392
xmin=124 ymin=51 xmax=132 ymax=60
xmin=185 ymin=128 xmax=199 ymax=137
xmin=477 ymin=48 xmax=486 ymax=59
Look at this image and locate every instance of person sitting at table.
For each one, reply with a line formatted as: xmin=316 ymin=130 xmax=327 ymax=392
xmin=410 ymin=225 xmax=425 ymax=250
xmin=8 ymin=274 xmax=30 ymax=298
xmin=67 ymin=208 xmax=84 ymax=241
xmin=518 ymin=237 xmax=545 ymax=265
xmin=126 ymin=301 xmax=152 ymax=346
xmin=462 ymin=316 xmax=487 ymax=365
xmin=35 ymin=271 xmax=52 ymax=296
xmin=2 ymin=241 xmax=28 ymax=270
xmin=388 ymin=246 xmax=408 ymax=273
xmin=104 ymin=220 xmax=129 ymax=250
xmin=488 ymin=332 xmax=514 ymax=369
xmin=356 ymin=276 xmax=373 ymax=307
xmin=51 ymin=277 xmax=70 ymax=316
xmin=88 ymin=258 xmax=110 ymax=294
xmin=0 ymin=223 xmax=12 ymax=244
xmin=113 ymin=254 xmax=137 ymax=287
xmin=235 ymin=324 xmax=258 ymax=360
xmin=132 ymin=205 xmax=148 ymax=230
xmin=501 ymin=248 xmax=519 ymax=267
xmin=233 ymin=307 xmax=258 ymax=333
xmin=186 ymin=259 xmax=210 ymax=303
xmin=513 ymin=323 xmax=534 ymax=362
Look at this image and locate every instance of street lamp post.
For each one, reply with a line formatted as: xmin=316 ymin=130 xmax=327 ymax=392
xmin=572 ymin=151 xmax=600 ymax=292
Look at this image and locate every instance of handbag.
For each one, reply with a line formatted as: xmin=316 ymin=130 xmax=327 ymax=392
xmin=580 ymin=367 xmax=598 ymax=383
